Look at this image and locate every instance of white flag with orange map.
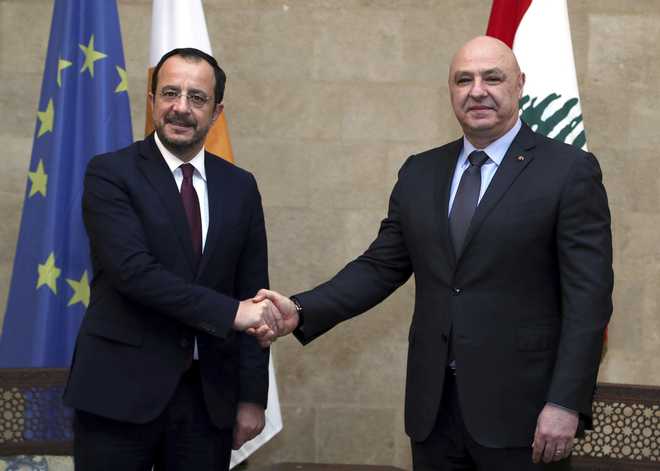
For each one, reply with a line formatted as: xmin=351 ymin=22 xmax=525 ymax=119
xmin=146 ymin=0 xmax=234 ymax=161
xmin=146 ymin=0 xmax=283 ymax=466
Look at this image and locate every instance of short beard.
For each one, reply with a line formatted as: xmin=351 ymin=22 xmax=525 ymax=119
xmin=158 ymin=126 xmax=205 ymax=153
xmin=156 ymin=120 xmax=211 ymax=158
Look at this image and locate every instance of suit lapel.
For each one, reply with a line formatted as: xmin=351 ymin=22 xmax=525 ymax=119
xmin=137 ymin=135 xmax=197 ymax=273
xmin=196 ymin=152 xmax=228 ymax=278
xmin=434 ymin=139 xmax=463 ymax=268
xmin=459 ymin=124 xmax=536 ymax=257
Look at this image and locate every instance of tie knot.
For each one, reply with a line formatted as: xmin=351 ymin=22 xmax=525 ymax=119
xmin=180 ymin=163 xmax=194 ymax=179
xmin=468 ymin=151 xmax=489 ymax=168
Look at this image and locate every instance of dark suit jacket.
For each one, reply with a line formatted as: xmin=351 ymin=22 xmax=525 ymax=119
xmin=293 ymin=123 xmax=613 ymax=447
xmin=64 ymin=134 xmax=269 ymax=430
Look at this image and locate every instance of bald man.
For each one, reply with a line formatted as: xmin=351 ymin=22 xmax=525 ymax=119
xmin=254 ymin=36 xmax=613 ymax=470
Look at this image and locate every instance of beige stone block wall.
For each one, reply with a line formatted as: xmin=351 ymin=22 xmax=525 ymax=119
xmin=1 ymin=0 xmax=659 ymax=468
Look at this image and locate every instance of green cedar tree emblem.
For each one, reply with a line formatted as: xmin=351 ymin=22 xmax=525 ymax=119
xmin=520 ymin=94 xmax=586 ymax=149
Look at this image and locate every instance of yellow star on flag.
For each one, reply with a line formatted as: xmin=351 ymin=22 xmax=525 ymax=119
xmin=28 ymin=159 xmax=48 ymax=197
xmin=57 ymin=57 xmax=73 ymax=87
xmin=37 ymin=252 xmax=61 ymax=294
xmin=66 ymin=271 xmax=90 ymax=307
xmin=79 ymin=35 xmax=107 ymax=78
xmin=37 ymin=99 xmax=54 ymax=137
xmin=115 ymin=65 xmax=128 ymax=93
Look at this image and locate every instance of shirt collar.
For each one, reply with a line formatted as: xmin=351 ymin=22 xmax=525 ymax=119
xmin=154 ymin=131 xmax=207 ymax=182
xmin=459 ymin=118 xmax=522 ymax=168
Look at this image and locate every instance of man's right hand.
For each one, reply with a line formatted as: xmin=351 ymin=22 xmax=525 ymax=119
xmin=247 ymin=289 xmax=300 ymax=347
xmin=233 ymin=298 xmax=282 ymax=335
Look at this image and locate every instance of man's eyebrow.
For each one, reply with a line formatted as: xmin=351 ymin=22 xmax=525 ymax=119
xmin=452 ymin=67 xmax=506 ymax=81
xmin=186 ymin=87 xmax=208 ymax=95
xmin=453 ymin=70 xmax=474 ymax=80
xmin=160 ymin=85 xmax=208 ymax=95
xmin=482 ymin=68 xmax=505 ymax=76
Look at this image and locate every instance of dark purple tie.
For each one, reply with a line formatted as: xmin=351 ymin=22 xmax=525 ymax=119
xmin=449 ymin=150 xmax=489 ymax=257
xmin=180 ymin=163 xmax=202 ymax=269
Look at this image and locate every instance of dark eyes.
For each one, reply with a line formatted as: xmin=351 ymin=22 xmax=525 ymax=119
xmin=455 ymin=76 xmax=503 ymax=85
xmin=159 ymin=90 xmax=210 ymax=107
xmin=187 ymin=94 xmax=208 ymax=106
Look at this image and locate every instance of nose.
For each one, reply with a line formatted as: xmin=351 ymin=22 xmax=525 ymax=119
xmin=171 ymin=94 xmax=192 ymax=112
xmin=469 ymin=77 xmax=488 ymax=99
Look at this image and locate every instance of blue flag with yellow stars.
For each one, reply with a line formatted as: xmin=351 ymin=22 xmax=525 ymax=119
xmin=0 ymin=0 xmax=133 ymax=367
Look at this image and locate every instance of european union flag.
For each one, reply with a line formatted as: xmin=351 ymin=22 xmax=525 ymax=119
xmin=0 ymin=0 xmax=133 ymax=367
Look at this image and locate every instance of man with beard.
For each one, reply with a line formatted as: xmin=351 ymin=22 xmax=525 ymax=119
xmin=251 ymin=36 xmax=613 ymax=470
xmin=64 ymin=48 xmax=281 ymax=470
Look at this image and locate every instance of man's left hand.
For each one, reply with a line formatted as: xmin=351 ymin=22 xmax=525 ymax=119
xmin=232 ymin=402 xmax=265 ymax=450
xmin=532 ymin=403 xmax=578 ymax=463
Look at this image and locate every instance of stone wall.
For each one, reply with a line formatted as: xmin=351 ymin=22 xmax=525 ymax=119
xmin=1 ymin=1 xmax=658 ymax=468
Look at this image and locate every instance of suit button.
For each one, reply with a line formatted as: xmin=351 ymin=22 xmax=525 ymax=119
xmin=180 ymin=338 xmax=190 ymax=348
xmin=452 ymin=288 xmax=461 ymax=295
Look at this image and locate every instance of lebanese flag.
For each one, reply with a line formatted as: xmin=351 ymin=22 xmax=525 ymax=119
xmin=145 ymin=0 xmax=283 ymax=465
xmin=487 ymin=0 xmax=608 ymax=354
xmin=487 ymin=0 xmax=587 ymax=150
xmin=145 ymin=0 xmax=234 ymax=162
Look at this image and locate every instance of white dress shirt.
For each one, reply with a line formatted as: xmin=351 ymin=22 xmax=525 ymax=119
xmin=154 ymin=132 xmax=210 ymax=359
xmin=448 ymin=119 xmax=522 ymax=214
xmin=154 ymin=132 xmax=210 ymax=250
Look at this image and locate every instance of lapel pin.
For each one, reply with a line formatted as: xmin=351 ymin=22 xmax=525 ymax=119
xmin=517 ymin=155 xmax=525 ymax=161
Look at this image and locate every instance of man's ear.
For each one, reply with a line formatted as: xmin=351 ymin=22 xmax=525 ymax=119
xmin=212 ymin=103 xmax=224 ymax=123
xmin=518 ymin=72 xmax=526 ymax=98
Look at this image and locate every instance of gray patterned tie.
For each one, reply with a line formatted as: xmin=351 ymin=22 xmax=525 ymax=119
xmin=449 ymin=150 xmax=489 ymax=257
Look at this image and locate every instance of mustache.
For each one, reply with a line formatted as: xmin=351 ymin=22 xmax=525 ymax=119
xmin=465 ymin=99 xmax=496 ymax=111
xmin=165 ymin=113 xmax=196 ymax=127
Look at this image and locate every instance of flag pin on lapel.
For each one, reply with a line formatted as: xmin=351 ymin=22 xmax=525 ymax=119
xmin=517 ymin=155 xmax=525 ymax=161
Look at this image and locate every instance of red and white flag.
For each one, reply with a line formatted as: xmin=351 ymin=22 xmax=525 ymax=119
xmin=146 ymin=1 xmax=283 ymax=466
xmin=487 ymin=0 xmax=609 ymax=354
xmin=487 ymin=0 xmax=587 ymax=150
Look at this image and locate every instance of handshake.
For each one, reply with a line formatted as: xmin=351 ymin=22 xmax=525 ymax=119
xmin=232 ymin=289 xmax=299 ymax=347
